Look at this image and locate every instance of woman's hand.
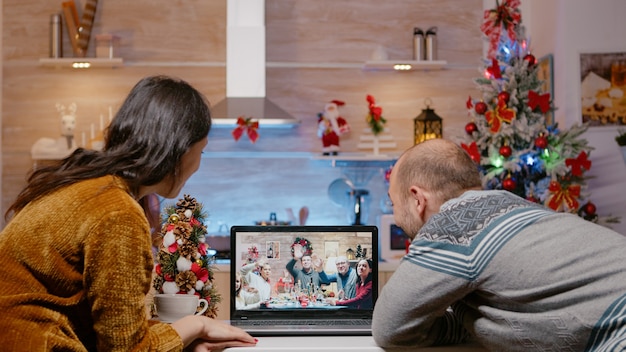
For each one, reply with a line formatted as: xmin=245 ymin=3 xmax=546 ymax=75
xmin=171 ymin=315 xmax=257 ymax=351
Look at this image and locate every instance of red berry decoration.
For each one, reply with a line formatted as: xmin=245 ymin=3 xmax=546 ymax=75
xmin=535 ymin=135 xmax=548 ymax=149
xmin=499 ymin=145 xmax=512 ymax=158
xmin=523 ymin=54 xmax=537 ymax=67
xmin=502 ymin=177 xmax=516 ymax=191
xmin=474 ymin=101 xmax=488 ymax=115
xmin=583 ymin=201 xmax=597 ymax=216
xmin=465 ymin=122 xmax=478 ymax=135
xmin=497 ymin=91 xmax=510 ymax=104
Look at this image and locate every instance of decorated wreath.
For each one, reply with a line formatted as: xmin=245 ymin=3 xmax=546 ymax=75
xmin=153 ymin=194 xmax=220 ymax=318
xmin=290 ymin=237 xmax=313 ymax=257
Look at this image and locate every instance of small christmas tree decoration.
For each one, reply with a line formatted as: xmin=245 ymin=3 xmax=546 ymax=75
xmin=153 ymin=195 xmax=220 ymax=318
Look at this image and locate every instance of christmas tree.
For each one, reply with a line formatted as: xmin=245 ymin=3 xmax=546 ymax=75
xmin=153 ymin=195 xmax=221 ymax=318
xmin=462 ymin=0 xmax=618 ymax=225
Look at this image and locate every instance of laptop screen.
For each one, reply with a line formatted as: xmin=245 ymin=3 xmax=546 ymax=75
xmin=230 ymin=225 xmax=378 ymax=321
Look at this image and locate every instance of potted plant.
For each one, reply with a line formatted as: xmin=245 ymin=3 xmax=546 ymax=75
xmin=616 ymin=127 xmax=626 ymax=164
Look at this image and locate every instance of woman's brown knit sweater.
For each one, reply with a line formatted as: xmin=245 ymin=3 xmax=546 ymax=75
xmin=0 ymin=175 xmax=182 ymax=351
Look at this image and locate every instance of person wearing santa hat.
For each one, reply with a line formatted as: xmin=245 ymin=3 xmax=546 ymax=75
xmin=317 ymin=100 xmax=350 ymax=155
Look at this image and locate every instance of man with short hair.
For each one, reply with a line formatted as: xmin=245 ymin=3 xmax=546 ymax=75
xmin=330 ymin=256 xmax=357 ymax=300
xmin=286 ymin=248 xmax=329 ymax=291
xmin=372 ymin=138 xmax=626 ymax=351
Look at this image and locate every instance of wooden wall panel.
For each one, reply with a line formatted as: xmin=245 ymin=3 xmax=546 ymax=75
xmin=2 ymin=0 xmax=484 ymax=228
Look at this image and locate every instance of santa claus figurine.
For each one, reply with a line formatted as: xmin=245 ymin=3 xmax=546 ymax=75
xmin=317 ymin=100 xmax=350 ymax=155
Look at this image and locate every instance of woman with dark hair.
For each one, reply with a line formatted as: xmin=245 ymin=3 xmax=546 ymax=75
xmin=332 ymin=259 xmax=374 ymax=310
xmin=0 ymin=76 xmax=256 ymax=351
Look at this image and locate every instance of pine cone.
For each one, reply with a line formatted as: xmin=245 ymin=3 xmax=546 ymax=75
xmin=175 ymin=271 xmax=197 ymax=292
xmin=173 ymin=222 xmax=193 ymax=241
xmin=178 ymin=241 xmax=197 ymax=259
xmin=176 ymin=194 xmax=197 ymax=220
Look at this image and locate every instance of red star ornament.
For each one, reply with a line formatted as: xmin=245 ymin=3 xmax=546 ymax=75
xmin=565 ymin=151 xmax=591 ymax=177
xmin=528 ymin=90 xmax=551 ymax=113
xmin=485 ymin=99 xmax=516 ymax=133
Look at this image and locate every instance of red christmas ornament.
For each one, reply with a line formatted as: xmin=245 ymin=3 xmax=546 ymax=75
xmin=499 ymin=145 xmax=512 ymax=158
xmin=474 ymin=101 xmax=488 ymax=115
xmin=497 ymin=91 xmax=510 ymax=104
xmin=534 ymin=135 xmax=548 ymax=149
xmin=502 ymin=176 xmax=516 ymax=191
xmin=526 ymin=195 xmax=538 ymax=203
xmin=465 ymin=122 xmax=478 ymax=135
xmin=582 ymin=202 xmax=597 ymax=216
xmin=523 ymin=54 xmax=537 ymax=67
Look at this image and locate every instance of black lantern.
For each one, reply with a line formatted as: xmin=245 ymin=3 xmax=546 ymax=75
xmin=413 ymin=99 xmax=443 ymax=144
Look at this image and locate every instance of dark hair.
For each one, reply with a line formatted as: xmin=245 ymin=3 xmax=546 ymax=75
xmin=6 ymin=75 xmax=211 ymax=220
xmin=356 ymin=259 xmax=373 ymax=286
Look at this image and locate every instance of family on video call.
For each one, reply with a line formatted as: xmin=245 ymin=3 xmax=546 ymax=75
xmin=236 ymin=237 xmax=374 ymax=311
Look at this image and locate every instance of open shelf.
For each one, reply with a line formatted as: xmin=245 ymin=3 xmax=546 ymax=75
xmin=362 ymin=60 xmax=447 ymax=71
xmin=39 ymin=57 xmax=124 ymax=69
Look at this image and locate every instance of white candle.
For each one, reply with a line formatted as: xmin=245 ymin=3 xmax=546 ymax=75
xmin=90 ymin=124 xmax=95 ymax=139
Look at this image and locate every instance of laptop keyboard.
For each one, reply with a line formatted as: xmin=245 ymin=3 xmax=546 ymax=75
xmin=232 ymin=319 xmax=371 ymax=326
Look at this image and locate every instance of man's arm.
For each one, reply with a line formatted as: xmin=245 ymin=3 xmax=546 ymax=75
xmin=372 ymin=260 xmax=470 ymax=348
xmin=286 ymin=259 xmax=298 ymax=281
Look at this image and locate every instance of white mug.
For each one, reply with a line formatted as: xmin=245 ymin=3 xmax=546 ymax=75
xmin=154 ymin=294 xmax=209 ymax=323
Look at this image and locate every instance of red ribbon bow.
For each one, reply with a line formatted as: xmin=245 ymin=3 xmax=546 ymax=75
xmin=547 ymin=180 xmax=581 ymax=212
xmin=528 ymin=90 xmax=551 ymax=113
xmin=461 ymin=141 xmax=481 ymax=163
xmin=565 ymin=151 xmax=591 ymax=177
xmin=480 ymin=0 xmax=522 ymax=59
xmin=485 ymin=99 xmax=516 ymax=133
xmin=232 ymin=117 xmax=259 ymax=143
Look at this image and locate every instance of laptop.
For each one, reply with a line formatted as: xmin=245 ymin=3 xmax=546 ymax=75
xmin=229 ymin=225 xmax=378 ymax=336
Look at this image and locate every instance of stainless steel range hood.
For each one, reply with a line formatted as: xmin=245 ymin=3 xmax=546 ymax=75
xmin=211 ymin=0 xmax=300 ymax=128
